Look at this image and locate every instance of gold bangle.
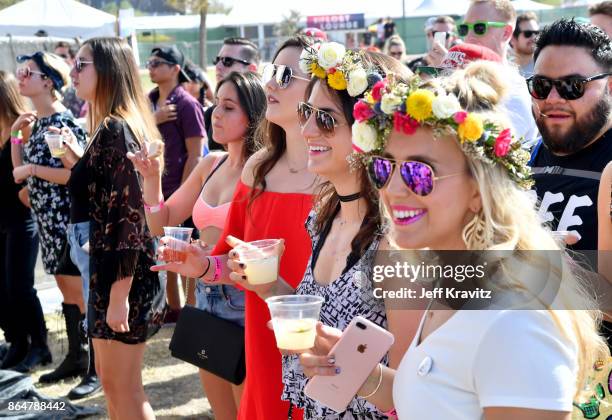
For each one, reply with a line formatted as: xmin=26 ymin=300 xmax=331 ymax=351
xmin=358 ymin=363 xmax=383 ymax=399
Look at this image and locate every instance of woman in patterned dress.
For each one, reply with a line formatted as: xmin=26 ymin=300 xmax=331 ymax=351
xmin=11 ymin=52 xmax=89 ymax=378
xmin=227 ymin=49 xmax=413 ymax=419
xmin=70 ymin=37 xmax=165 ymax=419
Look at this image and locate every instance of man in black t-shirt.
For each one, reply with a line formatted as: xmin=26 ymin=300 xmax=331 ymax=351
xmin=529 ymin=19 xmax=612 ymax=253
xmin=206 ymin=37 xmax=260 ymax=151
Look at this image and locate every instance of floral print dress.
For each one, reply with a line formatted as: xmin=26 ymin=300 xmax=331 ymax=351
xmin=22 ymin=111 xmax=86 ymax=274
xmin=86 ymin=118 xmax=165 ymax=344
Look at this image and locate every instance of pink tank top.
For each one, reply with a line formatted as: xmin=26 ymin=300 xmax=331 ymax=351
xmin=192 ymin=155 xmax=231 ymax=230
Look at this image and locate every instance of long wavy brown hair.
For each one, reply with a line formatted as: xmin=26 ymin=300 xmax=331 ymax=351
xmin=0 ymin=71 xmax=28 ymax=135
xmin=84 ymin=37 xmax=160 ymax=146
xmin=248 ymin=35 xmax=313 ymax=208
xmin=309 ymin=51 xmax=412 ymax=255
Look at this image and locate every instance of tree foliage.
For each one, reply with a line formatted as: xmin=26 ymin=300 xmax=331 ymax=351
xmin=0 ymin=0 xmax=18 ymax=10
xmin=275 ymin=10 xmax=301 ymax=37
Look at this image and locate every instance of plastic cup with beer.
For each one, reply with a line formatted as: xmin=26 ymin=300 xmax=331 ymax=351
xmin=265 ymin=295 xmax=324 ymax=351
xmin=45 ymin=132 xmax=66 ymax=158
xmin=162 ymin=226 xmax=193 ymax=264
xmin=234 ymin=239 xmax=282 ymax=285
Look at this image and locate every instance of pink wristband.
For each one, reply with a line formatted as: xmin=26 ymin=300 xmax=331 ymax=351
xmin=211 ymin=256 xmax=222 ymax=282
xmin=383 ymin=409 xmax=397 ymax=418
xmin=10 ymin=137 xmax=23 ymax=145
xmin=144 ymin=198 xmax=164 ymax=213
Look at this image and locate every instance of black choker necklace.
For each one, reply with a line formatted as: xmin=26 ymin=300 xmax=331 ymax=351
xmin=338 ymin=192 xmax=361 ymax=202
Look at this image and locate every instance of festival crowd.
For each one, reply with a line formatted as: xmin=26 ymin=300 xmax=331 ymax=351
xmin=1 ymin=0 xmax=612 ymax=419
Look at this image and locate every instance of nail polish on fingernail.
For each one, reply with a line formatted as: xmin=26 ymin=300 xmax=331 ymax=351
xmin=328 ymin=357 xmax=335 ymax=364
xmin=239 ymin=263 xmax=245 ymax=269
xmin=242 ymin=275 xmax=247 ymax=280
xmin=335 ymin=367 xmax=341 ymax=374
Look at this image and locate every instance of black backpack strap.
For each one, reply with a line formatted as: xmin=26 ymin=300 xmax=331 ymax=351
xmin=531 ymin=166 xmax=602 ymax=180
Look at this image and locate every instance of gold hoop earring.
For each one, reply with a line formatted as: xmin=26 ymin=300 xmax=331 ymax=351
xmin=462 ymin=212 xmax=487 ymax=249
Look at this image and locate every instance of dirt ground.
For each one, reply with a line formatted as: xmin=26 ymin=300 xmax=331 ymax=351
xmin=23 ymin=312 xmax=213 ymax=419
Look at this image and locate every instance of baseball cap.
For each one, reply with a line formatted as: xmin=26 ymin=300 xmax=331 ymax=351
xmin=151 ymin=46 xmax=191 ymax=83
xmin=416 ymin=43 xmax=502 ymax=77
xmin=302 ymin=27 xmax=328 ymax=41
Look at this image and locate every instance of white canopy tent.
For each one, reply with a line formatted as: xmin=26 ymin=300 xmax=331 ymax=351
xmin=409 ymin=0 xmax=471 ymax=17
xmin=223 ymin=0 xmax=409 ymax=26
xmin=0 ymin=0 xmax=116 ymax=38
xmin=511 ymin=0 xmax=553 ymax=11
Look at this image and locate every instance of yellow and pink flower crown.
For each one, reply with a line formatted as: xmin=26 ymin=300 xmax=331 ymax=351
xmin=351 ymin=77 xmax=533 ymax=189
xmin=299 ymin=42 xmax=382 ymax=97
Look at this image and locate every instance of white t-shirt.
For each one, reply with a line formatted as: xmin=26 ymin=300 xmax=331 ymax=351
xmin=393 ymin=309 xmax=577 ymax=419
xmin=503 ymin=67 xmax=540 ymax=149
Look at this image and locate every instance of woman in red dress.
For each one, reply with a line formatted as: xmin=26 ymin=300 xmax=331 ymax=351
xmin=155 ymin=36 xmax=317 ymax=419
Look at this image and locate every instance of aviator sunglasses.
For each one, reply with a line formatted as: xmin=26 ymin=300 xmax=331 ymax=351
xmin=297 ymin=102 xmax=346 ymax=136
xmin=262 ymin=64 xmax=310 ymax=89
xmin=367 ymin=156 xmax=461 ymax=196
xmin=457 ymin=21 xmax=506 ymax=37
xmin=526 ymin=73 xmax=612 ymax=100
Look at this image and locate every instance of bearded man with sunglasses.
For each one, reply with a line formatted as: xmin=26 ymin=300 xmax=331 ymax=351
xmin=510 ymin=12 xmax=540 ymax=78
xmin=462 ymin=0 xmax=539 ymax=148
xmin=529 ymin=19 xmax=612 ymax=257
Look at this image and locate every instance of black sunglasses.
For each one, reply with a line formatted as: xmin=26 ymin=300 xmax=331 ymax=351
xmin=526 ymin=73 xmax=612 ymax=100
xmin=262 ymin=64 xmax=310 ymax=89
xmin=457 ymin=21 xmax=506 ymax=37
xmin=518 ymin=29 xmax=540 ymax=38
xmin=297 ymin=102 xmax=344 ymax=135
xmin=146 ymin=59 xmax=174 ymax=69
xmin=74 ymin=57 xmax=94 ymax=73
xmin=213 ymin=56 xmax=251 ymax=67
xmin=367 ymin=156 xmax=461 ymax=196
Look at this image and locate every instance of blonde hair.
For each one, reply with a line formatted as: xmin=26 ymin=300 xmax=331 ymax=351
xmin=0 ymin=71 xmax=28 ymax=132
xmin=384 ymin=35 xmax=407 ymax=60
xmin=402 ymin=61 xmax=608 ymax=401
xmin=84 ymin=38 xmax=161 ymax=153
xmin=38 ymin=53 xmax=71 ymax=101
xmin=471 ymin=0 xmax=517 ymax=24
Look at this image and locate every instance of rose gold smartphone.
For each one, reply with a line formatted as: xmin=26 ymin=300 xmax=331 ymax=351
xmin=303 ymin=316 xmax=394 ymax=413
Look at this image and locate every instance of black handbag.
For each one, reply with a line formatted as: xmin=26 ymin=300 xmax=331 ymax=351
xmin=169 ymin=305 xmax=246 ymax=385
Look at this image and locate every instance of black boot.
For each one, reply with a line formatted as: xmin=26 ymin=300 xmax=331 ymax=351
xmin=0 ymin=342 xmax=9 ymax=362
xmin=39 ymin=304 xmax=88 ymax=384
xmin=13 ymin=346 xmax=52 ymax=373
xmin=67 ymin=338 xmax=101 ymax=400
xmin=0 ymin=339 xmax=28 ymax=369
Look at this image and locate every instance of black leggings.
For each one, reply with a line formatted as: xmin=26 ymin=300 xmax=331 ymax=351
xmin=0 ymin=217 xmax=47 ymax=346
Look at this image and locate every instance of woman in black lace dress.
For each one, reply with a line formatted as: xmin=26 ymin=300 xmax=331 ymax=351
xmin=70 ymin=37 xmax=165 ymax=418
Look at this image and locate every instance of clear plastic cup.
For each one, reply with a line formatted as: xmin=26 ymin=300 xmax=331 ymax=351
xmin=45 ymin=132 xmax=65 ymax=158
xmin=163 ymin=226 xmax=193 ymax=264
xmin=266 ymin=295 xmax=324 ymax=350
xmin=234 ymin=239 xmax=282 ymax=285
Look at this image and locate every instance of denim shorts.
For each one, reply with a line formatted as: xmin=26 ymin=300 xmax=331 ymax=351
xmin=67 ymin=222 xmax=90 ymax=304
xmin=195 ymin=283 xmax=245 ymax=327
